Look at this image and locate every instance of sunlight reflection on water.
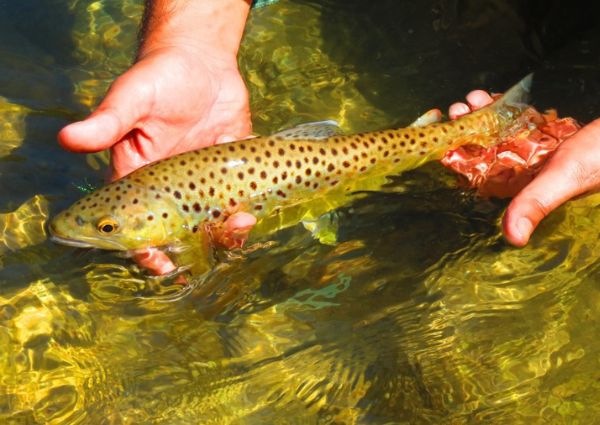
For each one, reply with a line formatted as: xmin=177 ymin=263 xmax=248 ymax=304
xmin=1 ymin=0 xmax=599 ymax=423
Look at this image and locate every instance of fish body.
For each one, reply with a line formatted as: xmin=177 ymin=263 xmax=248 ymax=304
xmin=49 ymin=76 xmax=532 ymax=254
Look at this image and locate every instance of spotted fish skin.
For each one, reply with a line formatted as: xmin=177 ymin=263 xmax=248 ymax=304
xmin=49 ymin=76 xmax=532 ymax=252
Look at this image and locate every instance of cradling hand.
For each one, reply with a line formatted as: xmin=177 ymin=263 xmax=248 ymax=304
xmin=449 ymin=88 xmax=600 ymax=246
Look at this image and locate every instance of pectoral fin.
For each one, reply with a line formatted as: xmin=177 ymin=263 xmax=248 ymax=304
xmin=302 ymin=211 xmax=339 ymax=245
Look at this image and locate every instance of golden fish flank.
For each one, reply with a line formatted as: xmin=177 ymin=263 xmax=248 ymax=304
xmin=49 ymin=76 xmax=532 ymax=251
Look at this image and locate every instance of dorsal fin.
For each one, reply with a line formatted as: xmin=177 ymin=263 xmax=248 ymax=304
xmin=272 ymin=120 xmax=343 ymax=140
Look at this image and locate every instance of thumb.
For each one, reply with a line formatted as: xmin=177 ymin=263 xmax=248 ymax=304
xmin=58 ymin=74 xmax=149 ymax=153
xmin=502 ymin=154 xmax=587 ymax=247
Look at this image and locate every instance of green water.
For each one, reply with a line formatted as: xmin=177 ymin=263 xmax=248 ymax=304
xmin=1 ymin=0 xmax=600 ymax=423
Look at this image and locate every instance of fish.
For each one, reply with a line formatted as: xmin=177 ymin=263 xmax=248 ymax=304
xmin=49 ymin=75 xmax=533 ymax=268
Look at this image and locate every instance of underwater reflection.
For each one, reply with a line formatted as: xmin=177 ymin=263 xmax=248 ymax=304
xmin=1 ymin=0 xmax=600 ymax=423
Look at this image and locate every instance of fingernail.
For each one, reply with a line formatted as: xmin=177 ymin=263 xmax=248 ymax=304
xmin=516 ymin=217 xmax=533 ymax=241
xmin=449 ymin=103 xmax=470 ymax=120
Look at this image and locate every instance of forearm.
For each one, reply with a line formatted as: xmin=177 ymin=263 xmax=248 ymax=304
xmin=138 ymin=0 xmax=251 ymax=59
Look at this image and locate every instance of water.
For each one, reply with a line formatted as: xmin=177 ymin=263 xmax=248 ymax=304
xmin=1 ymin=0 xmax=600 ymax=423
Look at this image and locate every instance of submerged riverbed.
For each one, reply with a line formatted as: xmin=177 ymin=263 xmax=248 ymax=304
xmin=1 ymin=1 xmax=599 ymax=423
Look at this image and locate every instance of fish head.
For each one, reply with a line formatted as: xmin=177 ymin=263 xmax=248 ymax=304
xmin=49 ymin=178 xmax=185 ymax=251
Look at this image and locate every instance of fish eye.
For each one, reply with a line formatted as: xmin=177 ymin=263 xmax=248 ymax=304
xmin=97 ymin=217 xmax=119 ymax=234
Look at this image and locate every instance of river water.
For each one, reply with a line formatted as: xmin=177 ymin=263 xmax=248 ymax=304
xmin=1 ymin=0 xmax=599 ymax=423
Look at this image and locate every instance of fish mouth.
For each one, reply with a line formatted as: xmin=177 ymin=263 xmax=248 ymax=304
xmin=49 ymin=234 xmax=97 ymax=249
xmin=48 ymin=233 xmax=128 ymax=251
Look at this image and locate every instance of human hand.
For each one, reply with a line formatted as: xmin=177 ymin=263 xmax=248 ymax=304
xmin=58 ymin=45 xmax=251 ymax=181
xmin=448 ymin=88 xmax=600 ymax=247
xmin=56 ymin=0 xmax=253 ymax=277
xmin=58 ymin=47 xmax=252 ymax=276
xmin=503 ymin=118 xmax=600 ymax=246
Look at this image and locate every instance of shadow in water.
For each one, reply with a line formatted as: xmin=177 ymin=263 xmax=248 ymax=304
xmin=313 ymin=0 xmax=600 ymax=121
xmin=0 ymin=1 xmax=108 ymax=212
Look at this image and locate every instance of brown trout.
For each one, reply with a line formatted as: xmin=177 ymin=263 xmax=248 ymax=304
xmin=49 ymin=76 xmax=532 ymax=261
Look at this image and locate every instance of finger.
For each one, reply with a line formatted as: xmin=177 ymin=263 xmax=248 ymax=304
xmin=212 ymin=212 xmax=257 ymax=249
xmin=224 ymin=211 xmax=257 ymax=232
xmin=133 ymin=247 xmax=177 ymax=276
xmin=449 ymin=102 xmax=471 ymax=120
xmin=58 ymin=74 xmax=150 ymax=153
xmin=502 ymin=155 xmax=586 ymax=246
xmin=465 ymin=90 xmax=494 ymax=110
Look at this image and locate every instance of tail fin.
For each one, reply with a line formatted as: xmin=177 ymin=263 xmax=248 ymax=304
xmin=490 ymin=74 xmax=533 ymax=119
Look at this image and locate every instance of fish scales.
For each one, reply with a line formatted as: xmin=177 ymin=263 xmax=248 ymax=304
xmin=49 ymin=76 xmax=532 ymax=252
xmin=131 ymin=112 xmax=497 ymax=226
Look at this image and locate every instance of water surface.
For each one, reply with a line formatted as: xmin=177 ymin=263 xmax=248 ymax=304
xmin=1 ymin=1 xmax=599 ymax=423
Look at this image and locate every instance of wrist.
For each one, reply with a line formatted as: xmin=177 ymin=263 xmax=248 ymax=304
xmin=138 ymin=0 xmax=251 ymax=61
